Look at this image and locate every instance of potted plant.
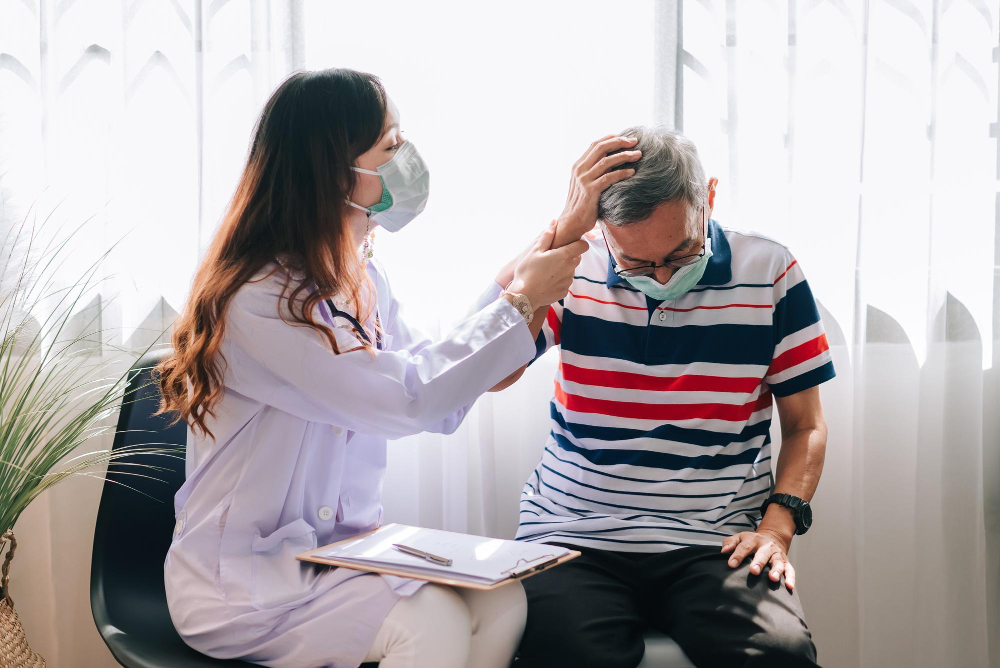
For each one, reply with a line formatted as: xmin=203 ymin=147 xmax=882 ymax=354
xmin=0 ymin=214 xmax=174 ymax=667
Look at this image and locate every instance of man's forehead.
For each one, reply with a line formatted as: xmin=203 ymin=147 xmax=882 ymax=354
xmin=603 ymin=201 xmax=699 ymax=262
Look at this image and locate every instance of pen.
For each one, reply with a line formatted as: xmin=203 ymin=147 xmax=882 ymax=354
xmin=392 ymin=543 xmax=453 ymax=566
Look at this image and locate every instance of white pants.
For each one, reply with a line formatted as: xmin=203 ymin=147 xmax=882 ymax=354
xmin=362 ymin=582 xmax=527 ymax=668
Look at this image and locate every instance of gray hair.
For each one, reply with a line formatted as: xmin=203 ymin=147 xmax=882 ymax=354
xmin=597 ymin=126 xmax=707 ymax=227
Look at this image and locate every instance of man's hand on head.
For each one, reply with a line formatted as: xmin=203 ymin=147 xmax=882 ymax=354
xmin=554 ymin=135 xmax=641 ymax=247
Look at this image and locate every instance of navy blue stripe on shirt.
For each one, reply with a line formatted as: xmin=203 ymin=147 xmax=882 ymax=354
xmin=688 ymin=282 xmax=774 ymax=293
xmin=573 ymin=274 xmax=639 ymax=291
xmin=768 ymin=360 xmax=836 ymax=397
xmin=537 ymin=474 xmax=735 ymax=515
xmin=518 ymin=521 xmax=733 ymax=538
xmin=519 ymin=532 xmax=706 ymax=548
xmin=715 ymin=502 xmax=769 ymax=523
xmin=543 ymin=446 xmax=765 ymax=485
xmin=540 ymin=461 xmax=746 ymax=499
xmin=560 ymin=310 xmax=774 ymax=366
xmin=551 ymin=430 xmax=764 ymax=472
xmin=773 ymin=280 xmax=822 ymax=341
xmin=522 ymin=489 xmax=596 ymax=517
xmin=533 ymin=329 xmax=548 ymax=360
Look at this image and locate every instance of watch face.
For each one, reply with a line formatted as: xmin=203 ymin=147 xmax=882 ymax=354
xmin=800 ymin=503 xmax=813 ymax=529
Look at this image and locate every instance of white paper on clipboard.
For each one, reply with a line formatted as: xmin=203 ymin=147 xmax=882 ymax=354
xmin=316 ymin=524 xmax=571 ymax=586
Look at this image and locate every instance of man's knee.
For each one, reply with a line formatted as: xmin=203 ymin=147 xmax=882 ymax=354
xmin=687 ymin=636 xmax=817 ymax=668
xmin=756 ymin=626 xmax=817 ymax=665
xmin=730 ymin=626 xmax=817 ymax=668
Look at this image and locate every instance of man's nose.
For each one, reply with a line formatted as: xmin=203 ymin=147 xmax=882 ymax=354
xmin=654 ymin=266 xmax=676 ymax=284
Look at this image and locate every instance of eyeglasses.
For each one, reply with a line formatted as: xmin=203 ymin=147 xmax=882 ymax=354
xmin=607 ymin=205 xmax=708 ymax=279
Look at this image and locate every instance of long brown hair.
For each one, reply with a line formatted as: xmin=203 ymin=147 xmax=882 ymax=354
xmin=156 ymin=69 xmax=388 ymax=439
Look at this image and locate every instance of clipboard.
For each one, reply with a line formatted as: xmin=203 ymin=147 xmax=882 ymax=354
xmin=297 ymin=523 xmax=580 ymax=591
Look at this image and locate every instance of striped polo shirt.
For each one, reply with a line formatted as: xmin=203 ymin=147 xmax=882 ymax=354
xmin=514 ymin=219 xmax=835 ymax=552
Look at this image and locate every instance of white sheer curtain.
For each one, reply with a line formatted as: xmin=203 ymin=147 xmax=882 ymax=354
xmin=664 ymin=2 xmax=998 ymax=667
xmin=1 ymin=1 xmax=997 ymax=667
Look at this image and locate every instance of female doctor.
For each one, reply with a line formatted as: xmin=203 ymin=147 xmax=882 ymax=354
xmin=156 ymin=68 xmax=639 ymax=668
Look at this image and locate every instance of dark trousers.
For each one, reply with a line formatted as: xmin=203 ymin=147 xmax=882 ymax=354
xmin=516 ymin=543 xmax=819 ymax=668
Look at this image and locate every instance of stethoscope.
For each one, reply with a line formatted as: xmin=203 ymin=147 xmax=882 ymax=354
xmin=325 ymin=299 xmax=384 ymax=351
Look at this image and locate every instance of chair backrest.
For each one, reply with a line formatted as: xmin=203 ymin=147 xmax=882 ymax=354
xmin=90 ymin=349 xmax=188 ymax=644
xmin=86 ymin=349 xmax=370 ymax=667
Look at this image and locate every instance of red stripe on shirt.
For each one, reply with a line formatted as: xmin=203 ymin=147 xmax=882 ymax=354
xmin=568 ymin=290 xmax=647 ymax=311
xmin=768 ymin=333 xmax=830 ymax=376
xmin=559 ymin=362 xmax=761 ymax=394
xmin=655 ymin=303 xmax=772 ymax=313
xmin=546 ymin=306 xmax=562 ymax=345
xmin=554 ymin=381 xmax=772 ymax=422
xmin=773 ymin=260 xmax=798 ymax=285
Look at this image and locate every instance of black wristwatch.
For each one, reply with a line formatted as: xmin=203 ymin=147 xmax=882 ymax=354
xmin=760 ymin=493 xmax=813 ymax=535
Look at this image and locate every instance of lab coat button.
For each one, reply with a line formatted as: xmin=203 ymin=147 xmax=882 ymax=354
xmin=173 ymin=518 xmax=184 ymax=538
xmin=332 ymin=425 xmax=344 ymax=436
xmin=318 ymin=506 xmax=335 ymax=521
xmin=658 ymin=311 xmax=667 ymax=322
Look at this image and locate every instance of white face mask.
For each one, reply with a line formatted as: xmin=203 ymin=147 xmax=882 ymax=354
xmin=623 ymin=235 xmax=713 ymax=301
xmin=345 ymin=141 xmax=430 ymax=233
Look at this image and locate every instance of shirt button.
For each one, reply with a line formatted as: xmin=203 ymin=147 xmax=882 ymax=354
xmin=332 ymin=425 xmax=344 ymax=436
xmin=173 ymin=518 xmax=184 ymax=538
xmin=318 ymin=506 xmax=335 ymax=521
xmin=658 ymin=311 xmax=667 ymax=322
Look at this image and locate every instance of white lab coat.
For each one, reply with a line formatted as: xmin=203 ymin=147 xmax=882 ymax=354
xmin=164 ymin=259 xmax=534 ymax=668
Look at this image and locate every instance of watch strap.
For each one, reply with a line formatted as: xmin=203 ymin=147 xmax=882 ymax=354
xmin=760 ymin=493 xmax=810 ymax=535
xmin=501 ymin=290 xmax=534 ymax=325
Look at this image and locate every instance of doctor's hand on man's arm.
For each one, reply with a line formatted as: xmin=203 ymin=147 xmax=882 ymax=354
xmin=494 ymin=134 xmax=641 ymax=288
xmin=489 ymin=136 xmax=641 ymax=392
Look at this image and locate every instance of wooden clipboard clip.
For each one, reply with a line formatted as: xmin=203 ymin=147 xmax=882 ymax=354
xmin=501 ymin=554 xmax=559 ymax=579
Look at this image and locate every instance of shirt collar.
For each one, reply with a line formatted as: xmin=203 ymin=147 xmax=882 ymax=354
xmin=605 ymin=218 xmax=732 ymax=288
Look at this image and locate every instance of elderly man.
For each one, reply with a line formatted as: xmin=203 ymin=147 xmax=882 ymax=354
xmin=498 ymin=127 xmax=834 ymax=668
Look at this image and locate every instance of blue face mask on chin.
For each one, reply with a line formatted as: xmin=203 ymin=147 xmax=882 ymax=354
xmin=622 ymin=235 xmax=713 ymax=301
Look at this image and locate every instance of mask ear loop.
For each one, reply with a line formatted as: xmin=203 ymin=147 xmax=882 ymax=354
xmin=345 ymin=199 xmax=372 ymax=217
xmin=345 ymin=164 xmax=381 ymax=216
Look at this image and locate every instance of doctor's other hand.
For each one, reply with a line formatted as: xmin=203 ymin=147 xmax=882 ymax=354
xmin=507 ymin=221 xmax=587 ymax=308
xmin=555 ymin=135 xmax=641 ymax=243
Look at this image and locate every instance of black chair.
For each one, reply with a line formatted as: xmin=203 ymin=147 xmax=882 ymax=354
xmin=90 ymin=349 xmax=378 ymax=667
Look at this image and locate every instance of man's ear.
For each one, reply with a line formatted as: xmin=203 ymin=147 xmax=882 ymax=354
xmin=707 ymin=177 xmax=719 ymax=217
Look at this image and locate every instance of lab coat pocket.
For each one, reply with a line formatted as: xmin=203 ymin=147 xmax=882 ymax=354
xmin=250 ymin=519 xmax=320 ymax=610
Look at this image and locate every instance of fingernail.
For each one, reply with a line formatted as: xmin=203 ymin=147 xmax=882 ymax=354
xmin=729 ymin=559 xmax=737 ymax=566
